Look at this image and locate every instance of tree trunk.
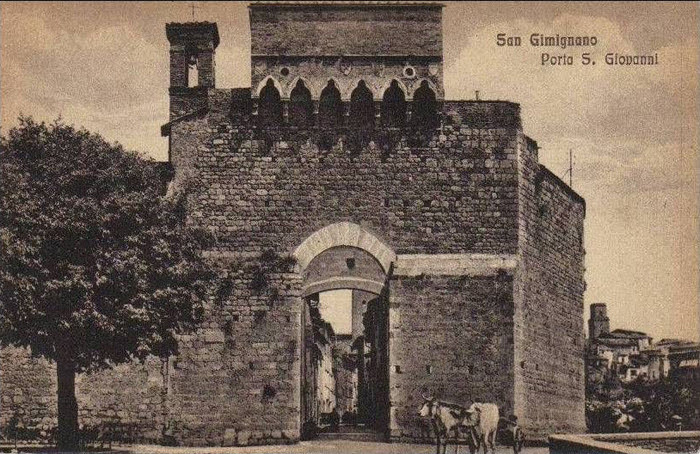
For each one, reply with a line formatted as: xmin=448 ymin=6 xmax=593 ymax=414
xmin=56 ymin=357 xmax=79 ymax=451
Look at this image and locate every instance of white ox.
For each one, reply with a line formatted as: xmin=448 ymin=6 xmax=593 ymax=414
xmin=462 ymin=402 xmax=499 ymax=454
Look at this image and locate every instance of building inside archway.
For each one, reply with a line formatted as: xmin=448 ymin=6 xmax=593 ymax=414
xmin=300 ymin=249 xmax=390 ymax=435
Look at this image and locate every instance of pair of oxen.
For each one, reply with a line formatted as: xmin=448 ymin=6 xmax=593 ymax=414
xmin=419 ymin=393 xmax=525 ymax=454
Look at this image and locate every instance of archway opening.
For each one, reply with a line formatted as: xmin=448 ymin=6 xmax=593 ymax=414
xmin=290 ymin=80 xmax=313 ymax=127
xmin=412 ymin=81 xmax=438 ymax=128
xmin=382 ymin=80 xmax=406 ymax=127
xmin=300 ymin=245 xmax=390 ymax=440
xmin=187 ymin=53 xmax=199 ymax=88
xmin=319 ymin=80 xmax=343 ymax=128
xmin=259 ymin=78 xmax=283 ymax=126
xmin=350 ymin=81 xmax=375 ymax=128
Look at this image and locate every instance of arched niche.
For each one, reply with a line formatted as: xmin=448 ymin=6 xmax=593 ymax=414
xmin=259 ymin=78 xmax=283 ymax=126
xmin=381 ymin=80 xmax=407 ymax=127
xmin=350 ymin=81 xmax=375 ymax=128
xmin=289 ymin=80 xmax=314 ymax=127
xmin=318 ymin=80 xmax=343 ymax=128
xmin=412 ymin=80 xmax=438 ymax=128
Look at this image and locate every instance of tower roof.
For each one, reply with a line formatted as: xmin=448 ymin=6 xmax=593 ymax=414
xmin=166 ymin=22 xmax=220 ymax=48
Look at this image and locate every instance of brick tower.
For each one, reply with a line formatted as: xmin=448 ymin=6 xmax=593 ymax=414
xmin=589 ymin=303 xmax=611 ymax=339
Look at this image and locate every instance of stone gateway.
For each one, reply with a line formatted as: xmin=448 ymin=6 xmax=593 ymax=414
xmin=1 ymin=2 xmax=586 ymax=447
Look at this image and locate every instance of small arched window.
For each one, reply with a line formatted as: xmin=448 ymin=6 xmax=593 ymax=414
xmin=412 ymin=81 xmax=438 ymax=128
xmin=319 ymin=80 xmax=343 ymax=128
xmin=187 ymin=53 xmax=199 ymax=88
xmin=382 ymin=80 xmax=406 ymax=127
xmin=259 ymin=79 xmax=283 ymax=126
xmin=289 ymin=80 xmax=313 ymax=127
xmin=350 ymin=81 xmax=374 ymax=128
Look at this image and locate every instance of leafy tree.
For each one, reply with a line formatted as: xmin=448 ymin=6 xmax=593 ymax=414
xmin=0 ymin=118 xmax=215 ymax=450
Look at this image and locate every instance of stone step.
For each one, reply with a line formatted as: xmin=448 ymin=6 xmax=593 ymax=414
xmin=316 ymin=431 xmax=387 ymax=442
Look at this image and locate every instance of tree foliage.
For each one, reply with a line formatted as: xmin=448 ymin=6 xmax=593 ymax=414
xmin=586 ymin=371 xmax=700 ymax=433
xmin=0 ymin=116 xmax=214 ymax=370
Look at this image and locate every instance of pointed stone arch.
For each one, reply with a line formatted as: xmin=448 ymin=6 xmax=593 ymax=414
xmin=287 ymin=76 xmax=318 ymax=100
xmin=412 ymin=79 xmax=439 ymax=128
xmin=380 ymin=78 xmax=409 ymax=101
xmin=410 ymin=78 xmax=439 ymax=100
xmin=289 ymin=79 xmax=314 ymax=127
xmin=254 ymin=75 xmax=284 ymax=99
xmin=320 ymin=77 xmax=346 ymax=100
xmin=293 ymin=222 xmax=396 ymax=272
xmin=258 ymin=78 xmax=283 ymax=126
xmin=381 ymin=79 xmax=407 ymax=127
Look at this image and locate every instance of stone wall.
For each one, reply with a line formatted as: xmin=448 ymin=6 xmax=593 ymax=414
xmin=75 ymin=358 xmax=166 ymax=443
xmin=174 ymin=89 xmax=522 ymax=259
xmin=162 ymin=92 xmax=526 ymax=444
xmin=1 ymin=84 xmax=587 ymax=445
xmin=0 ymin=347 xmax=165 ymax=444
xmin=166 ymin=262 xmax=303 ymax=446
xmin=0 ymin=347 xmax=56 ymax=440
xmin=388 ymin=272 xmax=516 ymax=441
xmin=249 ymin=4 xmax=442 ymax=57
xmin=514 ymin=136 xmax=587 ymax=438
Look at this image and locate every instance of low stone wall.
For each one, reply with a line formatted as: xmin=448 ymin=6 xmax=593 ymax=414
xmin=549 ymin=431 xmax=700 ymax=454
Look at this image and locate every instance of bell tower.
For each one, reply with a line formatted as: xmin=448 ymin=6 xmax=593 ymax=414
xmin=166 ymin=22 xmax=220 ymax=119
xmin=588 ymin=303 xmax=610 ymax=339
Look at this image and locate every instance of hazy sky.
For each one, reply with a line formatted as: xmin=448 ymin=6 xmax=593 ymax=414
xmin=319 ymin=290 xmax=353 ymax=335
xmin=1 ymin=2 xmax=698 ymax=341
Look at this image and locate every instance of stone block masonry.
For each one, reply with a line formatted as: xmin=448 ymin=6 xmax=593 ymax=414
xmin=0 ymin=96 xmax=585 ymax=445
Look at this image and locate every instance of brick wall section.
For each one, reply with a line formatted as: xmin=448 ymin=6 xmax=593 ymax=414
xmin=388 ymin=273 xmax=515 ymax=441
xmin=0 ymin=347 xmax=56 ymax=439
xmin=175 ymin=89 xmax=521 ymax=259
xmin=166 ymin=263 xmax=303 ymax=446
xmin=169 ymin=89 xmax=208 ymax=120
xmin=75 ymin=358 xmax=166 ymax=443
xmin=514 ymin=136 xmax=587 ymax=437
xmin=0 ymin=348 xmax=165 ymax=443
xmin=250 ymin=5 xmax=442 ymax=57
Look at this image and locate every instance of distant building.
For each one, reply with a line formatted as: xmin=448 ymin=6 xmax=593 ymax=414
xmin=661 ymin=340 xmax=700 ymax=381
xmin=586 ymin=304 xmax=698 ymax=383
xmin=302 ymin=298 xmax=337 ymax=429
xmin=333 ymin=334 xmax=358 ymax=416
xmin=588 ymin=303 xmax=610 ymax=339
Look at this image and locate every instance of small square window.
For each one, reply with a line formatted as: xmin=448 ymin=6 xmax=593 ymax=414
xmin=346 ymin=258 xmax=356 ymax=269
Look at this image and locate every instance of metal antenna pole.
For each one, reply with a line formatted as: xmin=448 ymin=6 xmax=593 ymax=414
xmin=569 ymin=149 xmax=573 ymax=187
xmin=189 ymin=2 xmax=201 ymax=20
